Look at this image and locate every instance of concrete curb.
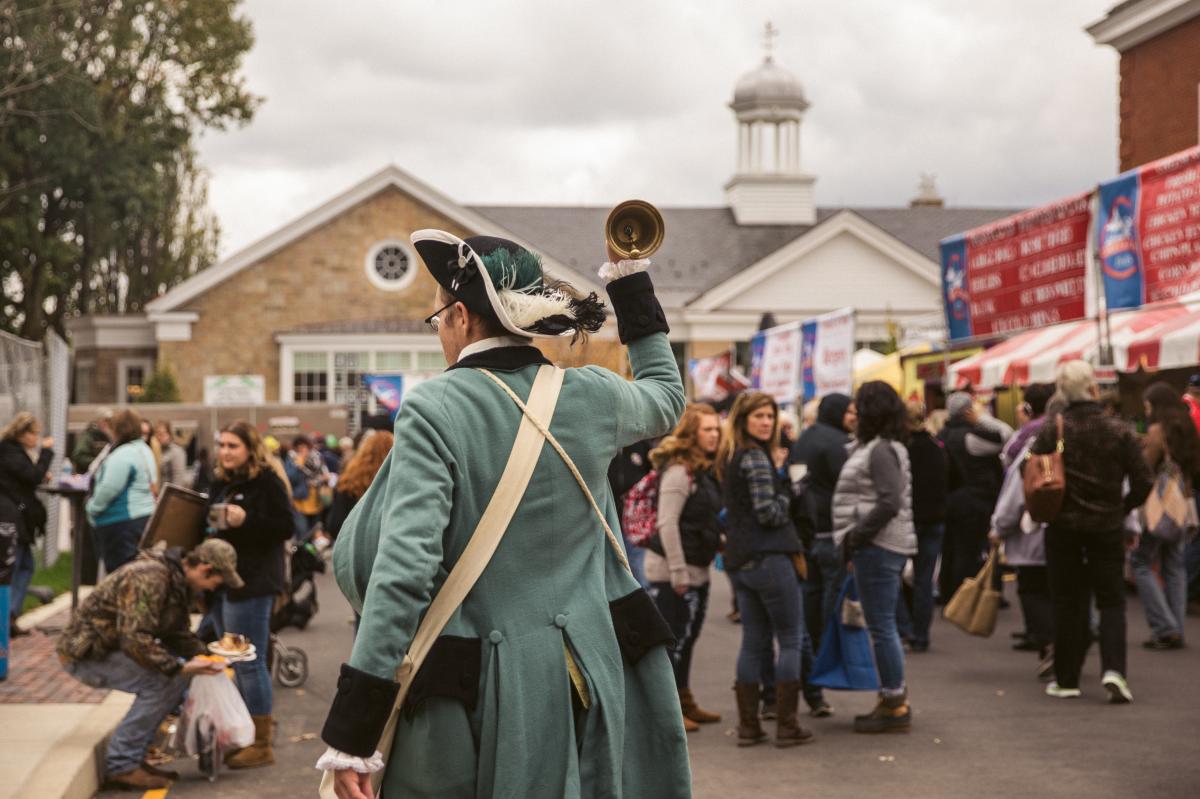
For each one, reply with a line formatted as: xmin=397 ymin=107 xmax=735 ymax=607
xmin=16 ymin=588 xmax=90 ymax=631
xmin=14 ymin=691 xmax=135 ymax=799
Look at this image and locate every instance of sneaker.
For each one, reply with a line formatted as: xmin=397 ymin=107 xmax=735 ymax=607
xmin=1142 ymin=635 xmax=1184 ymax=651
xmin=808 ymin=702 xmax=833 ymax=718
xmin=1101 ymin=670 xmax=1133 ymax=704
xmin=1045 ymin=681 xmax=1081 ymax=698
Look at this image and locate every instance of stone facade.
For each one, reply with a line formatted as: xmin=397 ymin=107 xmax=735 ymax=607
xmin=1117 ymin=14 xmax=1200 ymax=170
xmin=74 ymin=345 xmax=157 ymax=404
xmin=159 ymin=187 xmax=473 ymax=402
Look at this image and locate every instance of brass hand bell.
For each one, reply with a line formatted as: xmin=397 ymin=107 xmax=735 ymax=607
xmin=605 ymin=200 xmax=665 ymax=260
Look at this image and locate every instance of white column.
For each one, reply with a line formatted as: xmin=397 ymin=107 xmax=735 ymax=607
xmin=737 ymin=123 xmax=745 ymax=172
xmin=773 ymin=122 xmax=781 ymax=173
xmin=792 ymin=120 xmax=801 ymax=171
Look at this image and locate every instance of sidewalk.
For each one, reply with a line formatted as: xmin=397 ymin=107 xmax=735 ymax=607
xmin=0 ymin=594 xmax=133 ymax=799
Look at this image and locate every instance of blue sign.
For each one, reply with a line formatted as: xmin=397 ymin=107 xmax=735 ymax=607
xmin=1097 ymin=169 xmax=1143 ymax=311
xmin=363 ymin=374 xmax=404 ymax=421
xmin=939 ymin=234 xmax=972 ymax=341
xmin=800 ymin=320 xmax=818 ymax=401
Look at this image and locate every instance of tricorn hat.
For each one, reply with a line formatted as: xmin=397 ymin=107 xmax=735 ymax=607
xmin=411 ymin=229 xmax=605 ymax=339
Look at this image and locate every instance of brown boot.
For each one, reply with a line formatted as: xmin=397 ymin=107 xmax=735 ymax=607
xmin=680 ymin=687 xmax=721 ymax=724
xmin=225 ymin=714 xmax=275 ymax=769
xmin=681 ymin=708 xmax=700 ymax=732
xmin=140 ymin=760 xmax=180 ymax=780
xmin=103 ymin=766 xmax=169 ymax=790
xmin=734 ymin=683 xmax=768 ymax=747
xmin=853 ymin=691 xmax=912 ymax=734
xmin=774 ymin=681 xmax=816 ymax=748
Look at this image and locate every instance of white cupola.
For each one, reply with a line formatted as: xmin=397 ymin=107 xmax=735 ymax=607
xmin=725 ymin=22 xmax=817 ymax=225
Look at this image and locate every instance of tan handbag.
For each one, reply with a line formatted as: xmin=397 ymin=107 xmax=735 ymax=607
xmin=943 ymin=546 xmax=1002 ymax=637
xmin=1023 ymin=414 xmax=1065 ymax=524
xmin=320 ymin=365 xmax=630 ymax=798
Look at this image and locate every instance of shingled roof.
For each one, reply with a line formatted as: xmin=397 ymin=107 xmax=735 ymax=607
xmin=470 ymin=204 xmax=1017 ymax=308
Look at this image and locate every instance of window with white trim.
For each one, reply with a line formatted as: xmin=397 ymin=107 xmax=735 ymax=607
xmin=333 ymin=351 xmax=370 ymax=405
xmin=365 ymin=240 xmax=417 ymax=292
xmin=293 ymin=352 xmax=329 ymax=402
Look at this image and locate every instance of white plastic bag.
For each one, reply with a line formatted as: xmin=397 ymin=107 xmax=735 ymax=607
xmin=175 ymin=673 xmax=255 ymax=754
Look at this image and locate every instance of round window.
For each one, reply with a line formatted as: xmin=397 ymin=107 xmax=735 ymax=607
xmin=365 ymin=241 xmax=417 ymax=292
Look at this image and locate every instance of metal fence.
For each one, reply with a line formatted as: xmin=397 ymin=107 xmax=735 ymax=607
xmin=0 ymin=329 xmax=70 ymax=567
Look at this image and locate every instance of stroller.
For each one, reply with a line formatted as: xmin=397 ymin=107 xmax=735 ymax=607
xmin=272 ymin=537 xmax=326 ymax=632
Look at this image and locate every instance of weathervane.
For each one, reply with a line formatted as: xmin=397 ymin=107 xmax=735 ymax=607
xmin=763 ymin=21 xmax=779 ymax=62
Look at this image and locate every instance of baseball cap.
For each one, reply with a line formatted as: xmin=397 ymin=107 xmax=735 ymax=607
xmin=192 ymin=539 xmax=245 ymax=589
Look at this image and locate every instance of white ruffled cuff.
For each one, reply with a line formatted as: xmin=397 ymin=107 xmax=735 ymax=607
xmin=315 ymin=746 xmax=385 ymax=773
xmin=598 ymin=258 xmax=651 ymax=284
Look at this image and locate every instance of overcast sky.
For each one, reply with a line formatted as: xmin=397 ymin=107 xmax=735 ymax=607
xmin=197 ymin=0 xmax=1122 ymax=257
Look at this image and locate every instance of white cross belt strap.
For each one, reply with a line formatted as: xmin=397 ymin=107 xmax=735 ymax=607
xmin=320 ymin=365 xmax=563 ymax=798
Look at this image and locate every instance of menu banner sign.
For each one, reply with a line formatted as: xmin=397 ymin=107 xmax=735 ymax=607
xmin=1098 ymin=146 xmax=1200 ymax=310
xmin=688 ymin=350 xmax=733 ymax=401
xmin=940 ymin=192 xmax=1091 ymax=342
xmin=750 ymin=308 xmax=855 ymax=404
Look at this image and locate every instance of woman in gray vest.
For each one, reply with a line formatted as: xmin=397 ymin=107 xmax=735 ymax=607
xmin=718 ymin=391 xmax=814 ymax=749
xmin=832 ymin=381 xmax=917 ymax=733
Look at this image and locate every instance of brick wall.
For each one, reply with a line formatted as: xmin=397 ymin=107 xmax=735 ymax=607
xmin=1118 ymin=15 xmax=1200 ymax=170
xmin=76 ymin=345 xmax=157 ymax=404
xmin=160 ymin=187 xmax=473 ymax=402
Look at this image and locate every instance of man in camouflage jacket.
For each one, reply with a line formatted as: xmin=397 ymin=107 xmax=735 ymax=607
xmin=58 ymin=540 xmax=244 ymax=790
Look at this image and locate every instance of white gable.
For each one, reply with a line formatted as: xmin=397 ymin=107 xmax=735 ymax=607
xmin=722 ymin=229 xmax=939 ymax=314
xmin=690 ymin=210 xmax=941 ymax=316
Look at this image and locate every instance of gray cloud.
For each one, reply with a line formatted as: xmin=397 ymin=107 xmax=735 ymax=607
xmin=199 ymin=0 xmax=1120 ymax=255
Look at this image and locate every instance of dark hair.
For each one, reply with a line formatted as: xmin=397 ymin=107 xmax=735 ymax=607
xmin=1023 ymin=383 xmax=1055 ymax=418
xmin=215 ymin=420 xmax=271 ymax=481
xmin=111 ymin=409 xmax=144 ymax=446
xmin=855 ymin=381 xmax=907 ymax=444
xmin=1144 ymin=381 xmax=1200 ymax=481
xmin=292 ymin=434 xmax=312 ymax=450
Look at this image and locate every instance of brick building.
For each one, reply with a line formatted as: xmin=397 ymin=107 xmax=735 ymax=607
xmin=67 ymin=44 xmax=1012 ymax=411
xmin=1089 ymin=0 xmax=1200 ymax=170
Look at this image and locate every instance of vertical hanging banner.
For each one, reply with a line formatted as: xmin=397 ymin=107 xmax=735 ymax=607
xmin=363 ymin=374 xmax=405 ymax=421
xmin=940 ymin=192 xmax=1091 ymax=341
xmin=750 ymin=309 xmax=855 ymax=405
xmin=1098 ymin=145 xmax=1200 ymax=310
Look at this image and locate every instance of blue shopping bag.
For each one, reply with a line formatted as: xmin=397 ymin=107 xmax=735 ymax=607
xmin=809 ymin=573 xmax=879 ymax=691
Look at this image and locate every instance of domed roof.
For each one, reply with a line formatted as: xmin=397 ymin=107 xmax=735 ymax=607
xmin=731 ymin=57 xmax=808 ymax=112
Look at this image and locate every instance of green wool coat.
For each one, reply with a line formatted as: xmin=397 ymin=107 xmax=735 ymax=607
xmin=333 ymin=333 xmax=691 ymax=798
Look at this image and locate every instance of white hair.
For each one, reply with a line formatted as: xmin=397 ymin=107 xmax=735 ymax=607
xmin=1055 ymin=360 xmax=1096 ymax=403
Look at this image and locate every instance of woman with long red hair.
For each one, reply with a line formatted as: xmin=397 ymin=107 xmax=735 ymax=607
xmin=326 ymin=431 xmax=395 ymax=543
xmin=644 ymin=403 xmax=723 ymax=733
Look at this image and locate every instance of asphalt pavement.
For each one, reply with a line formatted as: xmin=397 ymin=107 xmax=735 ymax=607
xmin=144 ymin=563 xmax=1200 ymax=798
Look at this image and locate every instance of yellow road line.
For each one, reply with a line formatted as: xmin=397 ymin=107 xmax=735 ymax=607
xmin=142 ymin=789 xmax=169 ymax=799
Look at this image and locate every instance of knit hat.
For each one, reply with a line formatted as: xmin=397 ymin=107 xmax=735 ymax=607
xmin=411 ymin=230 xmax=606 ymax=339
xmin=946 ymin=391 xmax=974 ymax=419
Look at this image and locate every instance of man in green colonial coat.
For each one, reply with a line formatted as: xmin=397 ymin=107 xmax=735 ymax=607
xmin=317 ymin=229 xmax=692 ymax=797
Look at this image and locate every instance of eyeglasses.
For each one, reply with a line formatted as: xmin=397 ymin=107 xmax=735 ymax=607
xmin=424 ymin=300 xmax=456 ymax=332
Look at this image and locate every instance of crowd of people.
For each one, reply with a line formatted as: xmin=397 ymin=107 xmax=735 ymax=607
xmin=0 ymin=402 xmax=394 ymax=790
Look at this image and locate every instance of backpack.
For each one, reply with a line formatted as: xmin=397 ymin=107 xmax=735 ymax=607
xmin=621 ymin=470 xmax=661 ymax=547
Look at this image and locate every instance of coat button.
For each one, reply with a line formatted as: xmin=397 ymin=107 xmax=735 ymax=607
xmin=488 ymin=630 xmax=503 ymax=644
xmin=554 ymin=613 xmax=568 ymax=629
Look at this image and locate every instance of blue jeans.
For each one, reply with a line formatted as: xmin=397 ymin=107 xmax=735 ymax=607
xmin=804 ymin=536 xmax=844 ymax=653
xmin=896 ymin=524 xmax=944 ymax=648
xmin=65 ymin=651 xmax=190 ymax=775
xmin=623 ymin=534 xmax=648 ymax=589
xmin=93 ymin=516 xmax=149 ymax=574
xmin=210 ymin=593 xmax=273 ymax=715
xmin=1131 ymin=533 xmax=1188 ymax=641
xmin=9 ymin=542 xmax=36 ymax=618
xmin=852 ymin=545 xmax=908 ymax=692
xmin=731 ymin=554 xmax=804 ymax=684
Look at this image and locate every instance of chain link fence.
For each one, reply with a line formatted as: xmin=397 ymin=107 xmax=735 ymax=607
xmin=0 ymin=329 xmax=70 ymax=567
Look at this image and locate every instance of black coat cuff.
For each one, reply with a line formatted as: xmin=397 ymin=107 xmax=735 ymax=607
xmin=321 ymin=663 xmax=400 ymax=757
xmin=402 ymin=636 xmax=481 ymax=720
xmin=610 ymin=588 xmax=675 ymax=664
xmin=606 ymin=271 xmax=669 ymax=344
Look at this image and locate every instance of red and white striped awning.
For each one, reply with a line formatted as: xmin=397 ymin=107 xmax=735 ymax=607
xmin=948 ymin=296 xmax=1200 ymax=389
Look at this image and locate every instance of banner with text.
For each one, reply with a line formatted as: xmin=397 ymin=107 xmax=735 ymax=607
xmin=688 ymin=350 xmax=733 ymax=401
xmin=940 ymin=192 xmax=1091 ymax=342
xmin=750 ymin=308 xmax=855 ymax=404
xmin=1098 ymin=146 xmax=1200 ymax=310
